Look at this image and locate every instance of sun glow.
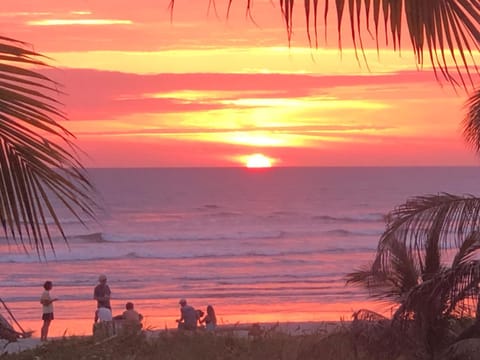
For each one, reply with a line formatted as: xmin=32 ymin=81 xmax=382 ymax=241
xmin=245 ymin=153 xmax=274 ymax=168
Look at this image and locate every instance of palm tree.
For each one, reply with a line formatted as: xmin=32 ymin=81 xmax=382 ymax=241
xmin=347 ymin=230 xmax=480 ymax=353
xmin=0 ymin=36 xmax=96 ymax=258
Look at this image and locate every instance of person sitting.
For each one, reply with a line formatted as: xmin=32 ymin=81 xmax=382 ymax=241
xmin=113 ymin=302 xmax=143 ymax=333
xmin=195 ymin=309 xmax=204 ymax=328
xmin=122 ymin=302 xmax=143 ymax=327
xmin=176 ymin=299 xmax=197 ymax=331
xmin=199 ymin=305 xmax=217 ymax=331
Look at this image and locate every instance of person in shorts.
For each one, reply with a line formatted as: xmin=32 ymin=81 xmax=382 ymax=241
xmin=40 ymin=281 xmax=58 ymax=341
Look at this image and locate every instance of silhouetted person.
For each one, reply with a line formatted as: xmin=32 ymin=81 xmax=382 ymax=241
xmin=122 ymin=302 xmax=143 ymax=325
xmin=200 ymin=304 xmax=217 ymax=331
xmin=176 ymin=299 xmax=197 ymax=330
xmin=93 ymin=274 xmax=111 ymax=322
xmin=40 ymin=281 xmax=58 ymax=341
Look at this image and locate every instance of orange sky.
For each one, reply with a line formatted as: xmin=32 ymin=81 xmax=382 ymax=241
xmin=2 ymin=0 xmax=479 ymax=167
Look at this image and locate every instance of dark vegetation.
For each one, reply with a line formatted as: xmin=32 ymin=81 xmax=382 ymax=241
xmin=3 ymin=317 xmax=480 ymax=360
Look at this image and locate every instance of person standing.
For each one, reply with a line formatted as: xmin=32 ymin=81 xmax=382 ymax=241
xmin=93 ymin=274 xmax=111 ymax=321
xmin=176 ymin=299 xmax=197 ymax=330
xmin=40 ymin=281 xmax=58 ymax=341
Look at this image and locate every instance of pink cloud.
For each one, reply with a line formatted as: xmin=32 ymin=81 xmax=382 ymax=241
xmin=40 ymin=68 xmax=468 ymax=122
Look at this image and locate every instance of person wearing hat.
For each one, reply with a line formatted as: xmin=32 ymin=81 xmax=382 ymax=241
xmin=93 ymin=274 xmax=111 ymax=320
xmin=176 ymin=299 xmax=197 ymax=330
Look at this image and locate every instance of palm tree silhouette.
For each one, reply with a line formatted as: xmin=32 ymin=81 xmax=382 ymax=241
xmin=0 ymin=36 xmax=96 ymax=258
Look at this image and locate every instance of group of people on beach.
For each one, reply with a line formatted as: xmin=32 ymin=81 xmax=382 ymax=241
xmin=40 ymin=274 xmax=217 ymax=341
xmin=176 ymin=298 xmax=217 ymax=331
xmin=92 ymin=274 xmax=143 ymax=334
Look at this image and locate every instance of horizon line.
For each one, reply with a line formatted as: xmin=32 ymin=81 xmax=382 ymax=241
xmin=82 ymin=165 xmax=480 ymax=170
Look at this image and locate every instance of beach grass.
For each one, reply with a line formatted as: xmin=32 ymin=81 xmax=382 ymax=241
xmin=0 ymin=323 xmax=419 ymax=360
xmin=2 ymin=319 xmax=480 ymax=360
xmin=1 ymin=332 xmax=359 ymax=360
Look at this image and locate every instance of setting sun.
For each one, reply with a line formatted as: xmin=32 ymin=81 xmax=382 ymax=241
xmin=245 ymin=153 xmax=274 ymax=168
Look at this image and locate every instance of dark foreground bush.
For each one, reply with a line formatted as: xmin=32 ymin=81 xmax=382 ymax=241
xmin=2 ymin=321 xmax=479 ymax=360
xmin=0 ymin=330 xmax=358 ymax=360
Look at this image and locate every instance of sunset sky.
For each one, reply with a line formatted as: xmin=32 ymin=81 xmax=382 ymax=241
xmin=3 ymin=0 xmax=479 ymax=167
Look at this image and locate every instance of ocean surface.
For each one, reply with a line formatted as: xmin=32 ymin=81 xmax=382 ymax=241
xmin=1 ymin=167 xmax=480 ymax=336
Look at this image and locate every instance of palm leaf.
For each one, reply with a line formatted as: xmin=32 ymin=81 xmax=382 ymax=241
xmin=378 ymin=232 xmax=480 ymax=321
xmin=452 ymin=231 xmax=480 ymax=268
xmin=378 ymin=193 xmax=480 ymax=267
xmin=169 ymin=1 xmax=479 ymax=88
xmin=0 ymin=36 xmax=97 ymax=257
xmin=463 ymin=89 xmax=480 ymax=155
xmin=352 ymin=308 xmax=389 ymax=322
xmin=397 ymin=260 xmax=480 ymax=319
xmin=346 ymin=236 xmax=420 ymax=302
xmin=359 ymin=197 xmax=480 ymax=325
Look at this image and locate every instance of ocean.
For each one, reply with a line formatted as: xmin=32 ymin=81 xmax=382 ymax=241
xmin=1 ymin=167 xmax=479 ymax=336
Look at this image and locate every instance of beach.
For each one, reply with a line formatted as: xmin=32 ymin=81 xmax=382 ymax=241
xmin=1 ymin=167 xmax=480 ymax=340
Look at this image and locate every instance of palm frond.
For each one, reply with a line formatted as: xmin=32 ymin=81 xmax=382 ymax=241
xmin=386 ymin=237 xmax=420 ymax=294
xmin=346 ymin=236 xmax=420 ymax=302
xmin=0 ymin=36 xmax=97 ymax=257
xmin=345 ymin=263 xmax=393 ymax=297
xmin=463 ymin=89 xmax=480 ymax=155
xmin=397 ymin=260 xmax=480 ymax=319
xmin=352 ymin=308 xmax=389 ymax=322
xmin=326 ymin=0 xmax=479 ymax=87
xmin=452 ymin=231 xmax=480 ymax=268
xmin=379 ymin=193 xmax=480 ymax=267
xmin=346 ymin=266 xmax=406 ymax=302
xmin=170 ymin=1 xmax=480 ymax=88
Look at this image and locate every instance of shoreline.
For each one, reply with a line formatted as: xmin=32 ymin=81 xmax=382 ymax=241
xmin=5 ymin=301 xmax=378 ymax=338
